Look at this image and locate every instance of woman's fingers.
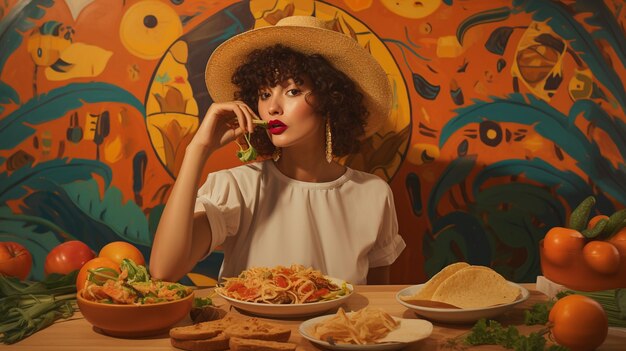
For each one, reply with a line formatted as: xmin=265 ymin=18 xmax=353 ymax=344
xmin=232 ymin=101 xmax=258 ymax=132
xmin=221 ymin=101 xmax=255 ymax=133
xmin=240 ymin=104 xmax=260 ymax=130
xmin=192 ymin=101 xmax=260 ymax=150
xmin=229 ymin=103 xmax=248 ymax=134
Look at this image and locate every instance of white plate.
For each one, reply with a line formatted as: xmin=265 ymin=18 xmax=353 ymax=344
xmin=395 ymin=282 xmax=529 ymax=324
xmin=216 ymin=278 xmax=353 ymax=318
xmin=299 ymin=314 xmax=433 ymax=350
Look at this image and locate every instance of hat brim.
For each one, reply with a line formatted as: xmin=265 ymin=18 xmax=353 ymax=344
xmin=205 ymin=24 xmax=391 ymax=139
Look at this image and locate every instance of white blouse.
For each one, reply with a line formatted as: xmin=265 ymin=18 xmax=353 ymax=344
xmin=194 ymin=160 xmax=406 ymax=284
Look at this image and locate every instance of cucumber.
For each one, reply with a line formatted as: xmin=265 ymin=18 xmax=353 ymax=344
xmin=569 ymin=196 xmax=595 ymax=231
xmin=603 ymin=209 xmax=626 ymax=238
xmin=581 ymin=218 xmax=608 ymax=239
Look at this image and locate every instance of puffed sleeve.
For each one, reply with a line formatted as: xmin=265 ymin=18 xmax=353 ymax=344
xmin=367 ymin=187 xmax=406 ymax=267
xmin=194 ymin=170 xmax=244 ymax=255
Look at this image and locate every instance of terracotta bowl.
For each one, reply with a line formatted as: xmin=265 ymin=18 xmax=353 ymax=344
xmin=77 ymin=290 xmax=194 ymax=338
xmin=539 ymin=240 xmax=626 ymax=291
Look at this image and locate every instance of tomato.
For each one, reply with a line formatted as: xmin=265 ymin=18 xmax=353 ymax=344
xmin=226 ymin=283 xmax=257 ymax=299
xmin=0 ymin=242 xmax=33 ymax=280
xmin=227 ymin=282 xmax=245 ymax=293
xmin=98 ymin=241 xmax=145 ymax=266
xmin=240 ymin=288 xmax=258 ymax=299
xmin=583 ymin=241 xmax=620 ymax=275
xmin=543 ymin=227 xmax=585 ymax=266
xmin=76 ymin=257 xmax=120 ymax=292
xmin=549 ymin=294 xmax=608 ymax=351
xmin=279 ymin=267 xmax=294 ymax=276
xmin=274 ymin=275 xmax=288 ymax=288
xmin=306 ymin=288 xmax=330 ymax=302
xmin=301 ymin=282 xmax=314 ymax=293
xmin=44 ymin=240 xmax=96 ymax=276
xmin=587 ymin=215 xmax=609 ymax=229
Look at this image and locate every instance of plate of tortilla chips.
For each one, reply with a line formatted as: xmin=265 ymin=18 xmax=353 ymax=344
xmin=299 ymin=307 xmax=433 ymax=350
xmin=396 ymin=262 xmax=529 ymax=323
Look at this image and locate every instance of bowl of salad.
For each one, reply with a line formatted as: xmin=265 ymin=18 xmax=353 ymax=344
xmin=77 ymin=258 xmax=194 ymax=338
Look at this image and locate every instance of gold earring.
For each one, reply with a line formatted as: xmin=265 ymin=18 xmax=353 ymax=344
xmin=272 ymin=147 xmax=281 ymax=161
xmin=325 ymin=118 xmax=333 ymax=163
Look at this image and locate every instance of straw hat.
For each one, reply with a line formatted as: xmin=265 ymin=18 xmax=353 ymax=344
xmin=205 ymin=16 xmax=391 ymax=139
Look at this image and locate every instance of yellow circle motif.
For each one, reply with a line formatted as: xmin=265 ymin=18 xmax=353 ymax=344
xmin=119 ymin=0 xmax=183 ymax=60
xmin=381 ymin=0 xmax=442 ymax=19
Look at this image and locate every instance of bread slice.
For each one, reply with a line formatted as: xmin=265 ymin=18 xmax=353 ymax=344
xmin=229 ymin=337 xmax=297 ymax=351
xmin=170 ymin=332 xmax=229 ymax=351
xmin=170 ymin=314 xmax=291 ymax=351
xmin=224 ymin=318 xmax=291 ymax=342
xmin=169 ymin=315 xmax=239 ymax=340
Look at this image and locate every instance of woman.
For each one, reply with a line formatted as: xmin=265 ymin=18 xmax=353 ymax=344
xmin=150 ymin=16 xmax=405 ymax=285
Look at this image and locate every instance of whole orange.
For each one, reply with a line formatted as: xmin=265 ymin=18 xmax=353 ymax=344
xmin=587 ymin=215 xmax=609 ymax=229
xmin=76 ymin=257 xmax=120 ymax=292
xmin=549 ymin=294 xmax=608 ymax=351
xmin=98 ymin=241 xmax=145 ymax=266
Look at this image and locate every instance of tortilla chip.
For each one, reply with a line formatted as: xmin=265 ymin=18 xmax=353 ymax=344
xmin=401 ymin=262 xmax=470 ymax=301
xmin=430 ymin=266 xmax=521 ymax=309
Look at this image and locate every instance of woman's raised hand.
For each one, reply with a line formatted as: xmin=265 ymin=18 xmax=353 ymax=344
xmin=151 ymin=101 xmax=259 ymax=281
xmin=188 ymin=101 xmax=258 ymax=154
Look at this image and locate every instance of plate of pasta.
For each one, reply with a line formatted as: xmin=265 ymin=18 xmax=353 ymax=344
xmin=299 ymin=307 xmax=433 ymax=350
xmin=215 ymin=265 xmax=353 ymax=318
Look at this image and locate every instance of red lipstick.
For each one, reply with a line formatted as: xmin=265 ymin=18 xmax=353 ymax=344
xmin=268 ymin=120 xmax=287 ymax=135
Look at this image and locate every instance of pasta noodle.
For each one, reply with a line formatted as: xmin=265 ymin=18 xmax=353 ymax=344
xmin=311 ymin=307 xmax=399 ymax=345
xmin=216 ymin=264 xmax=349 ymax=304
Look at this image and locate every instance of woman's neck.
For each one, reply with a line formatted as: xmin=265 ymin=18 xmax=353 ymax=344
xmin=274 ymin=146 xmax=345 ymax=183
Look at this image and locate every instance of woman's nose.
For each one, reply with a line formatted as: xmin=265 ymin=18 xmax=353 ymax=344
xmin=267 ymin=98 xmax=282 ymax=115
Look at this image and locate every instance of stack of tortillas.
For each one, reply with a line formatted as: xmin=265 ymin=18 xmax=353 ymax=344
xmin=401 ymin=262 xmax=521 ymax=309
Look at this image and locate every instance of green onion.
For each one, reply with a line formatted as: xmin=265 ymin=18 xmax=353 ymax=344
xmin=252 ymin=119 xmax=268 ymax=127
xmin=0 ymin=272 xmax=78 ymax=344
xmin=86 ymin=267 xmax=119 ymax=285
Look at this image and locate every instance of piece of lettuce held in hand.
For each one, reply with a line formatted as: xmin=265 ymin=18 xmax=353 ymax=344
xmin=236 ymin=133 xmax=258 ymax=162
xmin=235 ymin=120 xmax=267 ymax=163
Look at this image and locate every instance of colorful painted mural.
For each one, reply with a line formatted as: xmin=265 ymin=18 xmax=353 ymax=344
xmin=0 ymin=0 xmax=625 ymax=284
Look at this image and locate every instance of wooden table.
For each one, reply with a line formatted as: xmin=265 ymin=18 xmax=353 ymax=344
xmin=9 ymin=284 xmax=626 ymax=350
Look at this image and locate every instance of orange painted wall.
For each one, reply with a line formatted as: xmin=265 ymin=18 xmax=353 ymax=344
xmin=1 ymin=0 xmax=625 ymax=284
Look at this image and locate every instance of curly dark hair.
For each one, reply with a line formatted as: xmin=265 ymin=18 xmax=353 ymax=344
xmin=231 ymin=44 xmax=368 ymax=157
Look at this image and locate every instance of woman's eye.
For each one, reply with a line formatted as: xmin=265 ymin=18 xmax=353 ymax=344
xmin=286 ymin=88 xmax=301 ymax=96
xmin=259 ymin=92 xmax=270 ymax=100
